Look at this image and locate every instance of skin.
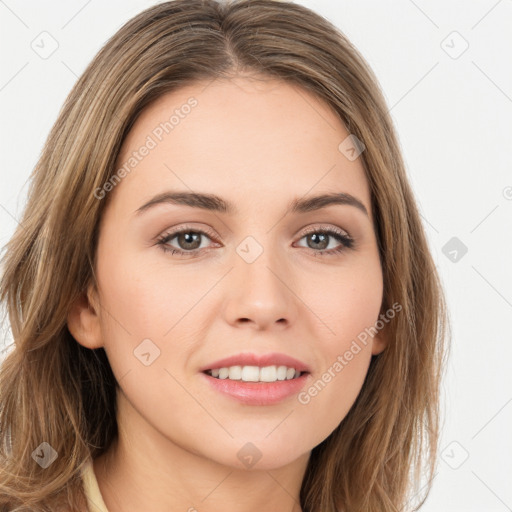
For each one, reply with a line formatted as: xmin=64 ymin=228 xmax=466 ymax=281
xmin=68 ymin=74 xmax=387 ymax=512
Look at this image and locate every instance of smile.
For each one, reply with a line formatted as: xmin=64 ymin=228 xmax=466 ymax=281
xmin=204 ymin=365 xmax=304 ymax=382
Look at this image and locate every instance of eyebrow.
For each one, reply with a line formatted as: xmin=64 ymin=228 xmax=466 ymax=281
xmin=134 ymin=190 xmax=369 ymax=217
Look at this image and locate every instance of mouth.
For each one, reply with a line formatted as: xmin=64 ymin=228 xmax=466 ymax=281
xmin=203 ymin=365 xmax=308 ymax=382
xmin=199 ymin=352 xmax=311 ymax=405
xmin=200 ymin=364 xmax=311 ymax=405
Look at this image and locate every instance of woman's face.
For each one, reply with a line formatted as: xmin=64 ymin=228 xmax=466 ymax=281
xmin=71 ymin=75 xmax=387 ymax=470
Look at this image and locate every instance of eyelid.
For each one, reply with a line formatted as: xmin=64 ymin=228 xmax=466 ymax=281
xmin=300 ymin=223 xmax=350 ymax=238
xmin=155 ymin=223 xmax=217 ymax=241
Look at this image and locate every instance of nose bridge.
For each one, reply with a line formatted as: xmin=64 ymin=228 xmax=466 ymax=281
xmin=223 ymin=231 xmax=297 ymax=328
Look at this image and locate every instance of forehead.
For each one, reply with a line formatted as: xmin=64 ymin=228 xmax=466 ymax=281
xmin=109 ymin=76 xmax=372 ymax=220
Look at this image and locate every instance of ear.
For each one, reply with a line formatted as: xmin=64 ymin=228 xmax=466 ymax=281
xmin=67 ymin=282 xmax=104 ymax=349
xmin=371 ymin=323 xmax=388 ymax=356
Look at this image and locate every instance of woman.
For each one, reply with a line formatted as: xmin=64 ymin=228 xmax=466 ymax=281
xmin=0 ymin=1 xmax=450 ymax=510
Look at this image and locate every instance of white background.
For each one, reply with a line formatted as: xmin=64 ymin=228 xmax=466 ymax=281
xmin=1 ymin=1 xmax=511 ymax=510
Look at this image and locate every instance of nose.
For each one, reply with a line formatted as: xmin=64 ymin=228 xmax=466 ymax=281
xmin=222 ymin=247 xmax=299 ymax=331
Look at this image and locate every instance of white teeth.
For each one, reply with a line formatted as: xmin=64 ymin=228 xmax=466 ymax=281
xmin=276 ymin=365 xmax=287 ymax=380
xmin=286 ymin=367 xmax=296 ymax=380
xmin=228 ymin=365 xmax=242 ymax=380
xmin=207 ymin=365 xmax=303 ymax=382
xmin=260 ymin=366 xmax=277 ymax=382
xmin=241 ymin=365 xmax=260 ymax=382
xmin=218 ymin=367 xmax=229 ymax=379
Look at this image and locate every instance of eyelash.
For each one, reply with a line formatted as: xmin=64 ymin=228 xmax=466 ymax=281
xmin=155 ymin=224 xmax=354 ymax=259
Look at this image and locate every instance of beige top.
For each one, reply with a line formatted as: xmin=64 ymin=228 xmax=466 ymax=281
xmin=81 ymin=459 xmax=110 ymax=512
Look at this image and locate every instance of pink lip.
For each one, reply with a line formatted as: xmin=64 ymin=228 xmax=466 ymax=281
xmin=199 ymin=352 xmax=311 ymax=373
xmin=200 ymin=372 xmax=311 ymax=405
xmin=199 ymin=352 xmax=311 ymax=406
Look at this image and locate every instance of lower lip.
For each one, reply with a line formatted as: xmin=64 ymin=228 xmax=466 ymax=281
xmin=200 ymin=372 xmax=310 ymax=405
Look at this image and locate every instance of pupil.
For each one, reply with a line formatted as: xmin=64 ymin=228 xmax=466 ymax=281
xmin=310 ymin=233 xmax=328 ymax=250
xmin=179 ymin=232 xmax=201 ymax=249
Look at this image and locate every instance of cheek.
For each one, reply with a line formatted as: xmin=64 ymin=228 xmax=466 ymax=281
xmin=96 ymin=241 xmax=191 ymax=337
xmin=93 ymin=242 xmax=166 ymax=375
xmin=292 ymin=260 xmax=382 ymax=436
xmin=301 ymin=252 xmax=384 ymax=343
xmin=94 ymin=241 xmax=214 ymax=388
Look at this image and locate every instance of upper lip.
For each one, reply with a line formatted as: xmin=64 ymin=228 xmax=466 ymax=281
xmin=200 ymin=352 xmax=311 ymax=373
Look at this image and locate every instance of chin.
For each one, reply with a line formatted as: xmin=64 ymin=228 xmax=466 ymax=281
xmin=210 ymin=437 xmax=311 ymax=472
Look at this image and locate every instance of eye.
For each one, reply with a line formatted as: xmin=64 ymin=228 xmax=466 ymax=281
xmin=155 ymin=224 xmax=354 ymax=258
xmin=295 ymin=226 xmax=354 ymax=257
xmin=156 ymin=225 xmax=218 ymax=258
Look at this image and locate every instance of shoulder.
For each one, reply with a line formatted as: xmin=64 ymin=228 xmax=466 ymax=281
xmin=80 ymin=458 xmax=110 ymax=512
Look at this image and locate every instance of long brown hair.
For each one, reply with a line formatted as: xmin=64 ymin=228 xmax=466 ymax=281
xmin=0 ymin=1 xmax=450 ymax=510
